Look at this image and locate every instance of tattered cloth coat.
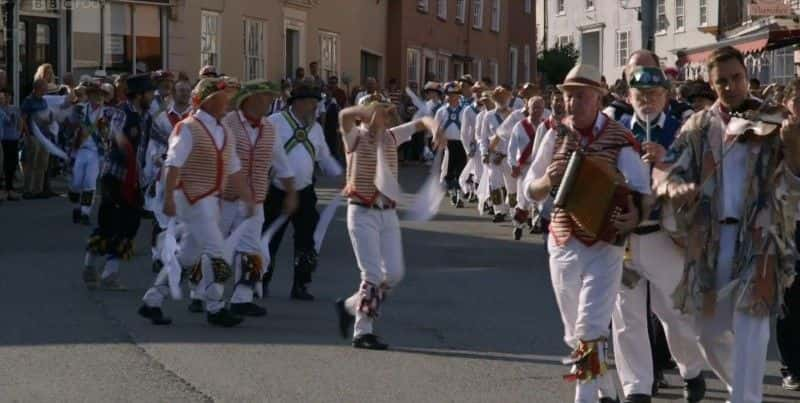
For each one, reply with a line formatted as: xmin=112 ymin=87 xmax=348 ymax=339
xmin=658 ymin=102 xmax=800 ymax=317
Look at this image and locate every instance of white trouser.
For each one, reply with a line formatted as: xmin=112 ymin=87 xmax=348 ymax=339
xmin=695 ymin=224 xmax=768 ymax=403
xmin=611 ymin=230 xmax=706 ymax=396
xmin=84 ymin=253 xmax=119 ymax=280
xmin=514 ymin=163 xmax=531 ymax=212
xmin=71 ymin=148 xmax=100 ymax=193
xmin=548 ymin=236 xmax=623 ymax=403
xmin=344 ymin=204 xmax=405 ymax=338
xmin=220 ymin=199 xmax=266 ymax=304
xmin=487 ymin=162 xmax=509 ymax=214
xmin=471 ymin=153 xmax=484 ymax=187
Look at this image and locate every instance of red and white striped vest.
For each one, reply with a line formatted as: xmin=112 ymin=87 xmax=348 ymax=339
xmin=549 ymin=117 xmax=639 ymax=246
xmin=344 ymin=128 xmax=399 ymax=205
xmin=176 ymin=117 xmax=234 ymax=204
xmin=221 ymin=111 xmax=275 ymax=203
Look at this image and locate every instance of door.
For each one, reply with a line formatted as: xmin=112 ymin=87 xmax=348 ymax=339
xmin=580 ymin=31 xmax=601 ymax=70
xmin=285 ymin=28 xmax=300 ymax=81
xmin=19 ymin=16 xmax=58 ymax=97
xmin=360 ymin=51 xmax=381 ymax=84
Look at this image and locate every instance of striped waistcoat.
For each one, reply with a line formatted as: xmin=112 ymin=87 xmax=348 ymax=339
xmin=344 ymin=129 xmax=399 ymax=205
xmin=221 ymin=112 xmax=275 ymax=203
xmin=176 ymin=117 xmax=234 ymax=204
xmin=550 ymin=118 xmax=636 ymax=247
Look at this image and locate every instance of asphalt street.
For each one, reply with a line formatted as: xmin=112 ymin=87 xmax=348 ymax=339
xmin=0 ymin=165 xmax=797 ymax=402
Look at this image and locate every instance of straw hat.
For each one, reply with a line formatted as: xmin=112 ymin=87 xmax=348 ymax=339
xmin=557 ymin=64 xmax=608 ymax=95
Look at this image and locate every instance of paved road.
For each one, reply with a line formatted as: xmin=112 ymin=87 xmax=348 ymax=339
xmin=0 ymin=165 xmax=797 ymax=402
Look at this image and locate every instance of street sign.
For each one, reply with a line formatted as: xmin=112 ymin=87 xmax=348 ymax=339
xmin=748 ymin=0 xmax=793 ymax=16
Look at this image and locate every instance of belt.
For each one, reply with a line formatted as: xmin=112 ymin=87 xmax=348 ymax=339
xmin=719 ymin=217 xmax=740 ymax=225
xmin=632 ymin=224 xmax=661 ymax=235
xmin=349 ymin=201 xmax=395 ymax=210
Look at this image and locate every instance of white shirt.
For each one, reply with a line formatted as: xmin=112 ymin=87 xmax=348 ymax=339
xmin=234 ymin=110 xmax=294 ymax=180
xmin=480 ymin=109 xmax=512 ymax=156
xmin=524 ymin=112 xmax=651 ymax=203
xmin=511 ymin=96 xmax=525 ymax=111
xmin=508 ymin=118 xmax=541 ymax=168
xmin=267 ymin=107 xmax=336 ymax=190
xmin=460 ymin=103 xmax=482 ymax=154
xmin=434 ymin=103 xmax=464 ymax=141
xmin=475 ymin=110 xmax=490 ymax=156
xmin=165 ymin=109 xmax=242 ymax=175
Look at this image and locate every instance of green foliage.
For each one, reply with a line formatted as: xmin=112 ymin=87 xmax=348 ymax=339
xmin=537 ymin=45 xmax=580 ymax=86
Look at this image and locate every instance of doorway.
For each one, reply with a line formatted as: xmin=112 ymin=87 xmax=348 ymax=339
xmin=580 ymin=31 xmax=601 ymax=70
xmin=286 ymin=28 xmax=300 ymax=80
xmin=19 ymin=16 xmax=58 ymax=97
xmin=360 ymin=51 xmax=381 ymax=84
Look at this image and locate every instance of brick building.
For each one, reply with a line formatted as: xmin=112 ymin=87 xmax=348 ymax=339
xmin=386 ymin=0 xmax=536 ymax=88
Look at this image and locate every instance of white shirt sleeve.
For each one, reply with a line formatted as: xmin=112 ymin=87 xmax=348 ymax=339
xmin=617 ymin=147 xmax=651 ymax=195
xmin=523 ymin=128 xmax=556 ymax=202
xmin=389 ymin=120 xmax=419 ymax=146
xmin=165 ymin=124 xmax=192 ymax=168
xmin=270 ymin=134 xmax=294 ymax=179
xmin=508 ymin=123 xmax=522 ymax=169
xmin=479 ymin=113 xmax=491 ymax=157
xmin=460 ymin=109 xmax=473 ymax=154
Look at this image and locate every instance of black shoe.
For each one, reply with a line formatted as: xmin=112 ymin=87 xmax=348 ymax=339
xmin=290 ymin=285 xmax=315 ymax=301
xmin=683 ymin=373 xmax=706 ymax=403
xmin=80 ymin=214 xmax=90 ymax=226
xmin=207 ymin=308 xmax=244 ymax=327
xmin=599 ymin=398 xmax=620 ymax=403
xmin=187 ymin=299 xmax=204 ymax=313
xmin=623 ymin=394 xmax=651 ymax=403
xmin=152 ymin=259 xmax=163 ymax=274
xmin=230 ymin=302 xmax=267 ymax=317
xmin=352 ymin=334 xmax=388 ymax=350
xmin=137 ymin=305 xmax=172 ymax=325
xmin=40 ymin=190 xmax=58 ymax=199
xmin=450 ymin=193 xmax=458 ymax=206
xmin=513 ymin=227 xmax=523 ymax=240
xmin=492 ymin=213 xmax=506 ymax=223
xmin=455 ymin=199 xmax=464 ymax=208
xmin=72 ymin=208 xmax=81 ymax=224
xmin=469 ymin=194 xmax=478 ymax=203
xmin=783 ymin=374 xmax=800 ymax=391
xmin=335 ymin=299 xmax=354 ymax=339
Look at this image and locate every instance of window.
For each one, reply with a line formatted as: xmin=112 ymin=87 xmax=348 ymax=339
xmin=491 ymin=0 xmax=500 ymax=32
xmin=616 ymin=31 xmax=630 ymax=67
xmin=424 ymin=55 xmax=436 ymax=82
xmin=586 ymin=0 xmax=594 ymax=10
xmin=489 ymin=60 xmax=499 ymax=86
xmin=417 ymin=0 xmax=429 ymax=12
xmin=438 ymin=0 xmax=447 ymax=19
xmin=524 ymin=45 xmax=531 ymax=82
xmin=472 ymin=59 xmax=483 ymax=80
xmin=509 ymin=47 xmax=519 ymax=87
xmin=243 ymin=18 xmax=265 ymax=80
xmin=525 ymin=0 xmax=532 ymax=14
xmin=319 ymin=31 xmax=339 ymax=80
xmin=472 ymin=0 xmax=483 ymax=29
xmin=771 ymin=46 xmax=795 ymax=85
xmin=675 ymin=0 xmax=685 ymax=31
xmin=456 ymin=0 xmax=466 ymax=22
xmin=201 ymin=11 xmax=221 ymax=69
xmin=454 ymin=62 xmax=465 ymax=79
xmin=557 ymin=0 xmax=565 ymax=14
xmin=699 ymin=0 xmax=708 ymax=26
xmin=437 ymin=56 xmax=448 ymax=81
xmin=557 ymin=35 xmax=570 ymax=48
xmin=407 ymin=48 xmax=421 ymax=85
xmin=656 ymin=0 xmax=667 ymax=33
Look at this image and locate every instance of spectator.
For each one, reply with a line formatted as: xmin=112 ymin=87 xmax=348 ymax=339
xmin=34 ymin=63 xmax=55 ymax=85
xmin=20 ymin=79 xmax=52 ymax=199
xmin=327 ymin=75 xmax=348 ymax=107
xmin=356 ymin=77 xmax=380 ymax=105
xmin=114 ymin=74 xmax=129 ymax=105
xmin=675 ymin=50 xmax=689 ymax=81
xmin=0 ymin=69 xmax=7 ymax=90
xmin=749 ymin=78 xmax=761 ymax=99
xmin=198 ymin=65 xmax=218 ymax=79
xmin=0 ymin=88 xmax=20 ymax=201
xmin=684 ymin=79 xmax=716 ymax=112
xmin=386 ymin=78 xmax=403 ymax=110
xmin=322 ymin=82 xmax=343 ymax=164
xmin=295 ymin=67 xmax=306 ymax=83
xmin=308 ymin=62 xmax=325 ymax=88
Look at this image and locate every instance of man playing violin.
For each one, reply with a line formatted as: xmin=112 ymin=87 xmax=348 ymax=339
xmin=524 ymin=64 xmax=650 ymax=403
xmin=658 ymin=46 xmax=800 ymax=403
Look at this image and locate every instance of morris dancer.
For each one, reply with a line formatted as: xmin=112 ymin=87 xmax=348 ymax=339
xmin=508 ymin=96 xmax=545 ymax=240
xmin=525 ymin=65 xmax=649 ymax=403
xmin=220 ymin=80 xmax=296 ymax=317
xmin=82 ymin=74 xmax=154 ymax=291
xmin=434 ymin=82 xmax=466 ymax=207
xmin=334 ymin=102 xmax=443 ymax=350
xmin=459 ymin=81 xmax=487 ymax=202
xmin=480 ymin=87 xmax=514 ymax=222
xmin=657 ymin=46 xmax=800 ymax=403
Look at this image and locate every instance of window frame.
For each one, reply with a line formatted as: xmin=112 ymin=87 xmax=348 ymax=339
xmin=242 ymin=17 xmax=266 ymax=81
xmin=407 ymin=48 xmax=422 ymax=86
xmin=417 ymin=0 xmax=429 ymax=13
xmin=556 ymin=0 xmax=566 ymax=15
xmin=586 ymin=0 xmax=595 ymax=11
xmin=456 ymin=0 xmax=466 ymax=23
xmin=616 ymin=30 xmax=630 ymax=67
xmin=699 ymin=0 xmax=708 ymax=27
xmin=675 ymin=0 xmax=685 ymax=32
xmin=491 ymin=0 xmax=500 ymax=32
xmin=472 ymin=0 xmax=484 ymax=30
xmin=524 ymin=0 xmax=532 ymax=14
xmin=656 ymin=0 xmax=667 ymax=34
xmin=437 ymin=0 xmax=447 ymax=20
xmin=509 ymin=47 xmax=519 ymax=88
xmin=319 ymin=30 xmax=339 ymax=80
xmin=523 ymin=45 xmax=530 ymax=82
xmin=200 ymin=10 xmax=222 ymax=71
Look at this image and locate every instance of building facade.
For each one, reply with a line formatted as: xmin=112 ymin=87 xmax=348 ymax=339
xmin=386 ymin=0 xmax=536 ymax=88
xmin=544 ymin=0 xmax=644 ymax=81
xmin=167 ymin=0 xmax=388 ymax=89
xmin=652 ymin=0 xmax=719 ymax=74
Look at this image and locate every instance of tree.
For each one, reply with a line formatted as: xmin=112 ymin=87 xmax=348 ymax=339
xmin=537 ymin=44 xmax=579 ymax=87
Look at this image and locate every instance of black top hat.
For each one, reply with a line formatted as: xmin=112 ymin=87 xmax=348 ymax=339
xmin=126 ymin=73 xmax=156 ymax=95
xmin=288 ymin=83 xmax=322 ymax=104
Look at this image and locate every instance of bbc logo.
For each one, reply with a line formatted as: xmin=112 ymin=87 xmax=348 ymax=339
xmin=32 ymin=0 xmax=100 ymax=10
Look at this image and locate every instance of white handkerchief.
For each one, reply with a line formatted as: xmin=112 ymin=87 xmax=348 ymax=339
xmin=405 ymin=150 xmax=446 ymax=222
xmin=314 ymin=194 xmax=344 ymax=252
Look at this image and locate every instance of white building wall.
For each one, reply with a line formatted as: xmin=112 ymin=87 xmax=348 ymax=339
xmin=653 ymin=0 xmax=718 ymax=75
xmin=546 ymin=0 xmax=642 ymax=81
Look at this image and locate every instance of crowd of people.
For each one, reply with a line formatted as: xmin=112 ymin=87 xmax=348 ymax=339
xmin=2 ymin=44 xmax=800 ymax=403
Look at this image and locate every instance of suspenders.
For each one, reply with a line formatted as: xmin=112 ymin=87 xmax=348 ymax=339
xmin=282 ymin=111 xmax=316 ymax=159
xmin=442 ymin=105 xmax=464 ymax=132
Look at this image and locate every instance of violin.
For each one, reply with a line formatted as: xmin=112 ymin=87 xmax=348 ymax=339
xmin=727 ymin=100 xmax=788 ymax=142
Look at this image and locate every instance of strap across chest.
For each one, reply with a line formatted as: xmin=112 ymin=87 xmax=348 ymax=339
xmin=443 ymin=105 xmax=463 ymax=131
xmin=282 ymin=111 xmax=316 ymax=159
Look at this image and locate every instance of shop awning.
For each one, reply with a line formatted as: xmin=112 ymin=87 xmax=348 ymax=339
xmin=683 ymin=16 xmax=800 ymax=63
